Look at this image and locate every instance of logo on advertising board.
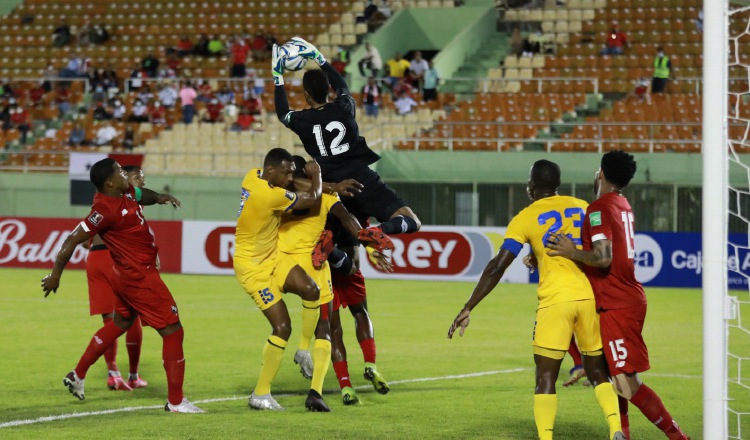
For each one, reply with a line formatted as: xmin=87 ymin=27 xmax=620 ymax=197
xmin=204 ymin=226 xmax=236 ymax=269
xmin=633 ymin=233 xmax=663 ymax=283
xmin=0 ymin=218 xmax=88 ymax=267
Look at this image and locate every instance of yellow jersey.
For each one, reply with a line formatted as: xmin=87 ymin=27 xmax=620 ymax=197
xmin=503 ymin=195 xmax=593 ymax=308
xmin=234 ymin=168 xmax=298 ymax=265
xmin=278 ymin=192 xmax=341 ymax=254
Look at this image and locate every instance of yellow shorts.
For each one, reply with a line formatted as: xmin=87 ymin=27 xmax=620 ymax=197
xmin=234 ymin=257 xmax=293 ymax=311
xmin=532 ymin=299 xmax=602 ymax=353
xmin=276 ymin=252 xmax=333 ymax=306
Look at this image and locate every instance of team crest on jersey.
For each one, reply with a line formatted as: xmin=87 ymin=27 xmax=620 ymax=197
xmin=237 ymin=188 xmax=249 ymax=217
xmin=88 ymin=211 xmax=104 ymax=226
xmin=125 ymin=193 xmax=134 ymax=200
xmin=284 ymin=191 xmax=294 ymax=201
xmin=171 ymin=305 xmax=178 ymax=315
xmin=589 ymin=211 xmax=602 ymax=226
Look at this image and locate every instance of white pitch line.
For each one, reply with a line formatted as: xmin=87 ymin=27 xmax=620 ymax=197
xmin=0 ymin=368 xmax=530 ymax=429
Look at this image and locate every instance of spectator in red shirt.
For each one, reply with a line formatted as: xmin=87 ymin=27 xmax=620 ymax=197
xmin=202 ymin=98 xmax=224 ymax=123
xmin=243 ymin=91 xmax=262 ymax=115
xmin=230 ymin=36 xmax=250 ymax=78
xmin=29 ymin=81 xmax=47 ymax=106
xmin=231 ymin=106 xmax=255 ymax=131
xmin=8 ymin=104 xmax=30 ymax=143
xmin=196 ymin=80 xmax=213 ymax=103
xmin=600 ymin=22 xmax=628 ymax=56
xmin=331 ymin=53 xmax=348 ymax=81
xmin=251 ymin=32 xmax=268 ymax=61
xmin=176 ymin=34 xmax=193 ymax=57
xmin=149 ymin=100 xmax=167 ymax=127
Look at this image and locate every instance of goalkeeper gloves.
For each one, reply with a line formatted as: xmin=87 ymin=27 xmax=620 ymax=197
xmin=291 ymin=36 xmax=327 ymax=65
xmin=271 ymin=43 xmax=285 ymax=86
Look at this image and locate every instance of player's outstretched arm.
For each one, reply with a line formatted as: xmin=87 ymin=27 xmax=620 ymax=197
xmin=140 ymin=187 xmax=181 ymax=208
xmin=293 ymin=160 xmax=323 ymax=209
xmin=546 ymin=233 xmax=612 ymax=268
xmin=42 ymin=225 xmax=90 ymax=297
xmin=448 ymin=249 xmax=516 ymax=339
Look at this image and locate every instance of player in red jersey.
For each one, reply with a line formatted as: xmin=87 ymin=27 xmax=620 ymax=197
xmin=83 ymin=165 xmax=148 ymax=392
xmin=547 ymin=150 xmax=689 ymax=440
xmin=42 ymin=158 xmax=204 ymax=413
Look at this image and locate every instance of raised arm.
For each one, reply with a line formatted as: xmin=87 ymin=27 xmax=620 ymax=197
xmin=41 ymin=225 xmax=90 ymax=296
xmin=291 ymin=160 xmax=322 ymax=210
xmin=291 ymin=37 xmax=349 ymax=95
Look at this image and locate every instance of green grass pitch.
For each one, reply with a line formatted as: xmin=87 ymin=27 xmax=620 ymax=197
xmin=0 ymin=268 xmax=707 ymax=439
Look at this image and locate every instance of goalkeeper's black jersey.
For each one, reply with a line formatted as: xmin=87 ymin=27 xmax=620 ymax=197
xmin=283 ymin=94 xmax=380 ymax=181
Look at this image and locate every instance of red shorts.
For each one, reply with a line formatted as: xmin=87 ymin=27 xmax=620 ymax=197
xmin=599 ymin=305 xmax=650 ymax=375
xmin=86 ymin=248 xmax=116 ymax=316
xmin=332 ymin=269 xmax=367 ymax=311
xmin=111 ymin=267 xmax=180 ymax=329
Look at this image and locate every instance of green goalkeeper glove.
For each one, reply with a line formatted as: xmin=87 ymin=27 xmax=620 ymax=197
xmin=291 ymin=36 xmax=326 ymax=66
xmin=271 ymin=43 xmax=285 ymax=86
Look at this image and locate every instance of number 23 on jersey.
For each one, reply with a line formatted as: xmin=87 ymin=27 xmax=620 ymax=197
xmin=537 ymin=207 xmax=584 ymax=245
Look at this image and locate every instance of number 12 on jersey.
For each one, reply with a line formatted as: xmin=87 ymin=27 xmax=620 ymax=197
xmin=313 ymin=122 xmax=349 ymax=156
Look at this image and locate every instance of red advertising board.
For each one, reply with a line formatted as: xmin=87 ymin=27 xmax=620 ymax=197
xmin=0 ymin=217 xmax=183 ymax=273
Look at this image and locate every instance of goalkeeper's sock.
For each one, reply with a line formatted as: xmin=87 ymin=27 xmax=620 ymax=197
xmin=380 ymin=215 xmax=418 ymax=234
xmin=567 ymin=338 xmax=583 ymax=368
xmin=533 ymin=393 xmax=557 ymax=440
xmin=254 ymin=335 xmax=287 ymax=396
xmin=593 ymin=383 xmax=622 ymax=438
xmin=310 ymin=339 xmax=331 ymax=394
xmin=359 ymin=338 xmax=376 ymax=364
xmin=298 ymin=301 xmax=319 ymax=351
xmin=619 ymin=396 xmax=631 ymax=439
xmin=329 ymin=247 xmax=353 ymax=275
xmin=101 ymin=317 xmax=119 ymax=372
xmin=629 ymin=384 xmax=687 ymax=439
xmin=76 ymin=320 xmax=125 ymax=379
xmin=333 ymin=361 xmax=353 ymax=389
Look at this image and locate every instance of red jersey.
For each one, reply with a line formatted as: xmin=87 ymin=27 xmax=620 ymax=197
xmin=80 ymin=185 xmax=158 ymax=279
xmin=231 ymin=43 xmax=249 ymax=65
xmin=582 ymin=192 xmax=647 ymax=310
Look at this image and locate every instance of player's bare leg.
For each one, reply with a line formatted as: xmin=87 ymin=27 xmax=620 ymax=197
xmin=306 ymin=301 xmax=333 ymax=412
xmin=533 ymin=354 xmax=564 ymax=440
xmin=613 ymin=373 xmax=689 ymax=440
xmin=583 ymin=353 xmax=624 ymax=440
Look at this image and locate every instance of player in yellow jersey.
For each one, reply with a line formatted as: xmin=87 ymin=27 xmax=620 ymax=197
xmin=448 ymin=160 xmax=625 ymax=440
xmin=277 ymin=155 xmax=392 ymax=411
xmin=234 ymin=147 xmax=328 ymax=412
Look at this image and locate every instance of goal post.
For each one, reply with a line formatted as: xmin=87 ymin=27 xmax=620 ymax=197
xmin=703 ymin=0 xmax=728 ymax=438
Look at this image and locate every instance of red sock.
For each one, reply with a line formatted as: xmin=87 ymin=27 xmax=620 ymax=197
xmin=162 ymin=328 xmax=185 ymax=405
xmin=567 ymin=338 xmax=582 ymax=367
xmin=126 ymin=317 xmax=143 ymax=375
xmin=359 ymin=338 xmax=376 ymax=364
xmin=619 ymin=396 xmax=630 ymax=439
xmin=333 ymin=361 xmax=352 ymax=389
xmin=101 ymin=317 xmax=119 ymax=372
xmin=630 ymin=384 xmax=687 ymax=440
xmin=75 ymin=320 xmax=125 ymax=379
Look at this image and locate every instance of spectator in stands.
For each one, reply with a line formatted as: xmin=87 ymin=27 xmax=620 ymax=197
xmin=377 ymin=0 xmax=393 ymax=18
xmin=129 ymin=64 xmax=146 ymax=91
xmin=78 ymin=20 xmax=93 ymax=47
xmin=196 ymin=80 xmax=213 ymax=103
xmin=224 ymin=98 xmax=239 ymax=126
xmin=176 ymin=35 xmax=194 ymax=57
xmin=158 ymin=66 xmax=177 ymax=80
xmin=111 ymin=98 xmax=126 ymax=121
xmin=422 ymin=60 xmax=440 ymax=103
xmin=626 ymin=77 xmax=651 ymax=105
xmin=386 ymin=52 xmax=411 ymax=90
xmin=216 ymin=85 xmax=235 ymax=105
xmin=599 ymin=22 xmax=628 ymax=56
xmin=361 ymin=76 xmax=381 ymax=118
xmin=141 ymin=51 xmax=160 ymax=78
xmin=180 ymin=81 xmax=198 ymax=124
xmin=195 ymin=33 xmax=210 ymax=57
xmin=166 ymin=53 xmax=182 ymax=75
xmin=243 ymin=89 xmax=262 ymax=115
xmin=393 ymin=77 xmax=415 ymax=99
xmin=91 ymin=85 xmax=108 ymax=105
xmin=158 ymin=82 xmax=178 ymax=109
xmin=59 ymin=53 xmax=87 ymax=78
xmin=29 ymin=81 xmax=46 ymax=106
xmin=52 ymin=20 xmax=72 ymax=47
xmin=138 ymin=84 xmax=155 ymax=105
xmin=251 ymin=32 xmax=268 ymax=61
xmin=246 ymin=68 xmax=265 ymax=96
xmin=121 ymin=124 xmax=140 ymax=151
xmin=7 ymin=103 xmax=30 ymax=144
xmin=67 ymin=121 xmax=87 ymax=147
xmin=207 ymin=35 xmax=225 ymax=58
xmin=231 ymin=106 xmax=255 ymax=131
xmin=55 ymin=87 xmax=72 ymax=120
xmin=358 ymin=41 xmax=383 ymax=78
xmin=357 ymin=0 xmax=378 ymax=23
xmin=230 ymin=36 xmax=250 ymax=78
xmin=90 ymin=24 xmax=109 ymax=45
xmin=409 ymin=51 xmax=429 ymax=90
xmin=509 ymin=28 xmax=524 ymax=58
xmin=92 ymin=101 xmax=113 ymax=121
xmin=393 ymin=90 xmax=418 ymax=116
xmin=651 ymin=46 xmax=672 ymax=94
xmin=202 ymin=98 xmax=224 ymax=124
xmin=331 ymin=54 xmax=349 ymax=81
xmin=129 ymin=98 xmax=150 ymax=123
xmin=93 ymin=121 xmax=119 ymax=146
xmin=149 ymin=100 xmax=168 ymax=128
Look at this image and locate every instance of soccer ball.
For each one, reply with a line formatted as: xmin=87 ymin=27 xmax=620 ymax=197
xmin=280 ymin=42 xmax=308 ymax=72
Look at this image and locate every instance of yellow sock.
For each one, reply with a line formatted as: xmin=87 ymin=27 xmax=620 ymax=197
xmin=311 ymin=339 xmax=331 ymax=394
xmin=254 ymin=335 xmax=287 ymax=396
xmin=594 ymin=382 xmax=622 ymax=438
xmin=298 ymin=301 xmax=320 ymax=351
xmin=534 ymin=394 xmax=557 ymax=440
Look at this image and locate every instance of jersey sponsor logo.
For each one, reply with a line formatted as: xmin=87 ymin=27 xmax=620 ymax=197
xmin=284 ymin=190 xmax=294 ymax=201
xmin=589 ymin=211 xmax=602 ymax=226
xmin=633 ymin=233 xmax=663 ymax=283
xmin=204 ymin=226 xmax=236 ymax=269
xmin=88 ymin=211 xmax=104 ymax=226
